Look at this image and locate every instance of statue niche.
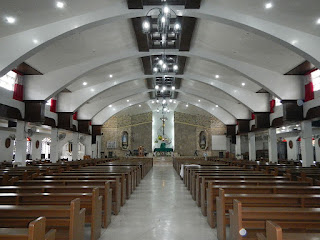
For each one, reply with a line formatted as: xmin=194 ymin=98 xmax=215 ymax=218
xmin=121 ymin=131 xmax=129 ymax=150
xmin=199 ymin=131 xmax=207 ymax=150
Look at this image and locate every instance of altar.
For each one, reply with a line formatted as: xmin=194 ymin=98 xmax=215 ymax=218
xmin=154 ymin=143 xmax=173 ymax=156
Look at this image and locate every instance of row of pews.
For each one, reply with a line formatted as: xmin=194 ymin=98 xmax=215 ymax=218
xmin=0 ymin=157 xmax=153 ymax=240
xmin=174 ymin=157 xmax=320 ymax=240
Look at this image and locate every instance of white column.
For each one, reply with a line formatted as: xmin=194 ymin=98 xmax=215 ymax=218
xmin=72 ymin=132 xmax=79 ymax=160
xmin=315 ymin=138 xmax=320 ymax=162
xmin=248 ymin=132 xmax=256 ymax=161
xmin=235 ymin=135 xmax=242 ymax=159
xmin=301 ymin=120 xmax=314 ymax=167
xmin=50 ymin=128 xmax=59 ymax=163
xmin=96 ymin=135 xmax=102 ymax=158
xmin=15 ymin=120 xmax=27 ymax=166
xmin=268 ymin=128 xmax=278 ymax=163
xmin=85 ymin=134 xmax=92 ymax=158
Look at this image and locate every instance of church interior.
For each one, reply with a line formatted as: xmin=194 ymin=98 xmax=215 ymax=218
xmin=0 ymin=0 xmax=320 ymax=239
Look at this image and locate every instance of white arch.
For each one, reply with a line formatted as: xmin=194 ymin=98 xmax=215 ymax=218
xmin=1 ymin=1 xmax=319 ymax=83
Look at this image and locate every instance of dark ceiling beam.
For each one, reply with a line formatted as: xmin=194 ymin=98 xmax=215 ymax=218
xmin=174 ymin=78 xmax=182 ymax=89
xmin=127 ymin=0 xmax=143 ymax=9
xmin=172 ymin=92 xmax=179 ymax=99
xmin=177 ymin=56 xmax=187 ymax=74
xmin=149 ymin=92 xmax=156 ymax=99
xmin=185 ymin=0 xmax=201 ymax=9
xmin=179 ymin=17 xmax=197 ymax=51
xmin=146 ymin=78 xmax=154 ymax=89
xmin=15 ymin=62 xmax=42 ymax=75
xmin=131 ymin=17 xmax=150 ymax=52
xmin=285 ymin=60 xmax=316 ymax=75
xmin=141 ymin=56 xmax=153 ymax=74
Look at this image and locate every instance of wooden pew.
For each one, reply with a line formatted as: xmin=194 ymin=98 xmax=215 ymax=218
xmin=0 ymin=198 xmax=85 ymax=240
xmin=257 ymin=221 xmax=320 ymax=240
xmin=0 ymin=216 xmax=56 ymax=240
xmin=0 ymin=184 xmax=112 ymax=228
xmin=196 ymin=175 xmax=289 ymax=207
xmin=216 ymin=189 xmax=320 ymax=240
xmin=229 ymin=199 xmax=320 ymax=240
xmin=0 ymin=189 xmax=102 ymax=240
xmin=15 ymin=179 xmax=121 ymax=214
xmin=206 ymin=184 xmax=320 ymax=228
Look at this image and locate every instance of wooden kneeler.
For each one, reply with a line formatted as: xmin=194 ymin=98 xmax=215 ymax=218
xmin=0 ymin=216 xmax=56 ymax=240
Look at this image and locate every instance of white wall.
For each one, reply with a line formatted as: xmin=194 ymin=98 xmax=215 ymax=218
xmin=0 ymin=128 xmax=15 ymax=162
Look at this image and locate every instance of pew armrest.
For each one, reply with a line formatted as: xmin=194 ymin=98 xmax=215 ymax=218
xmin=45 ymin=229 xmax=56 ymax=240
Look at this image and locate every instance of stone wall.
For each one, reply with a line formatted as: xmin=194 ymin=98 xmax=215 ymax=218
xmin=174 ymin=112 xmax=227 ymax=156
xmin=101 ymin=113 xmax=152 ymax=157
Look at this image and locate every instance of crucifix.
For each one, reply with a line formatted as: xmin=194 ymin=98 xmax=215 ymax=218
xmin=160 ymin=115 xmax=168 ymax=136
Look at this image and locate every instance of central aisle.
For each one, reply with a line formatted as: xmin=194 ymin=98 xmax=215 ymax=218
xmin=99 ymin=161 xmax=217 ymax=240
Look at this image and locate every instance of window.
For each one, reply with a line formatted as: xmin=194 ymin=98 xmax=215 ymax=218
xmin=311 ymin=69 xmax=320 ymax=91
xmin=275 ymin=98 xmax=282 ymax=106
xmin=0 ymin=71 xmax=16 ymax=91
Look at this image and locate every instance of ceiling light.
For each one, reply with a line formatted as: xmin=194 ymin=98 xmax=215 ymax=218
xmin=108 ymin=105 xmax=112 ymax=108
xmin=174 ymin=23 xmax=181 ymax=31
xmin=167 ymin=109 xmax=170 ymax=113
xmin=162 ymin=99 xmax=166 ymax=104
xmin=109 ymin=74 xmax=113 ymax=78
xmin=161 ymin=16 xmax=166 ymax=23
xmin=152 ymin=100 xmax=155 ymax=104
xmin=83 ymin=82 xmax=87 ymax=86
xmin=5 ymin=16 xmax=16 ymax=24
xmin=156 ymin=99 xmax=159 ymax=103
xmin=139 ymin=105 xmax=141 ymax=107
xmin=33 ymin=39 xmax=39 ymax=44
xmin=291 ymin=40 xmax=298 ymax=45
xmin=265 ymin=2 xmax=273 ymax=9
xmin=164 ymin=107 xmax=168 ymax=111
xmin=56 ymin=1 xmax=65 ymax=8
xmin=155 ymin=85 xmax=159 ymax=90
xmin=162 ymin=86 xmax=167 ymax=91
xmin=282 ymin=126 xmax=285 ymax=130
xmin=163 ymin=6 xmax=170 ymax=14
xmin=173 ymin=100 xmax=177 ymax=104
xmin=157 ymin=109 xmax=160 ymax=113
xmin=162 ymin=63 xmax=167 ymax=69
xmin=142 ymin=20 xmax=150 ymax=33
xmin=242 ymin=82 xmax=246 ymax=86
xmin=169 ymin=99 xmax=173 ymax=103
xmin=172 ymin=86 xmax=175 ymax=90
xmin=215 ymin=75 xmax=220 ymax=79
xmin=158 ymin=59 xmax=164 ymax=65
xmin=317 ymin=18 xmax=320 ymax=25
xmin=90 ymin=89 xmax=94 ymax=92
xmin=186 ymin=104 xmax=189 ymax=107
xmin=216 ymin=105 xmax=219 ymax=108
xmin=153 ymin=67 xmax=158 ymax=73
xmin=127 ymin=99 xmax=129 ymax=102
xmin=173 ymin=65 xmax=179 ymax=71
xmin=198 ymin=99 xmax=201 ymax=102
xmin=296 ymin=124 xmax=299 ymax=127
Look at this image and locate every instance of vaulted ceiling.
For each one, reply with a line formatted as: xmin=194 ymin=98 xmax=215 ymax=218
xmin=1 ymin=0 xmax=319 ymax=125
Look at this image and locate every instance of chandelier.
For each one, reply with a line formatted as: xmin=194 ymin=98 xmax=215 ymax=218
xmin=142 ymin=5 xmax=181 ymax=73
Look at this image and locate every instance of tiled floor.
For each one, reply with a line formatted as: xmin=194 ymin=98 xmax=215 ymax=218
xmin=97 ymin=160 xmax=217 ymax=240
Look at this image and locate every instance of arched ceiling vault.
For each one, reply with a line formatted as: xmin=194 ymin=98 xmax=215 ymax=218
xmin=0 ymin=0 xmax=319 ymax=79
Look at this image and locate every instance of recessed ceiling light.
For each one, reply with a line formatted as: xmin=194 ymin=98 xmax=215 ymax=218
xmin=113 ymin=108 xmax=115 ymax=111
xmin=5 ymin=16 xmax=16 ymax=24
xmin=171 ymin=86 xmax=175 ymax=90
xmin=83 ymin=82 xmax=87 ymax=86
xmin=162 ymin=86 xmax=167 ymax=91
xmin=109 ymin=74 xmax=113 ymax=78
xmin=162 ymin=99 xmax=166 ymax=104
xmin=216 ymin=105 xmax=219 ymax=108
xmin=296 ymin=124 xmax=299 ymax=127
xmin=151 ymin=100 xmax=155 ymax=104
xmin=56 ymin=1 xmax=65 ymax=8
xmin=90 ymin=89 xmax=94 ymax=92
xmin=169 ymin=99 xmax=173 ymax=103
xmin=156 ymin=100 xmax=159 ymax=103
xmin=282 ymin=126 xmax=285 ymax=130
xmin=317 ymin=18 xmax=320 ymax=25
xmin=108 ymin=105 xmax=112 ymax=108
xmin=173 ymin=100 xmax=176 ymax=104
xmin=127 ymin=99 xmax=129 ymax=102
xmin=139 ymin=105 xmax=141 ymax=107
xmin=242 ymin=82 xmax=246 ymax=86
xmin=215 ymin=75 xmax=220 ymax=79
xmin=265 ymin=2 xmax=273 ymax=9
xmin=33 ymin=39 xmax=39 ymax=44
xmin=291 ymin=40 xmax=298 ymax=45
xmin=155 ymin=85 xmax=159 ymax=90
xmin=198 ymin=99 xmax=201 ymax=102
xmin=186 ymin=104 xmax=189 ymax=107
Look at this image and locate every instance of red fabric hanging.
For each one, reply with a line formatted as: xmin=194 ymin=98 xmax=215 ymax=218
xmin=270 ymin=99 xmax=275 ymax=113
xmin=50 ymin=98 xmax=57 ymax=113
xmin=12 ymin=73 xmax=24 ymax=101
xmin=251 ymin=113 xmax=255 ymax=120
xmin=304 ymin=74 xmax=314 ymax=102
xmin=73 ymin=112 xmax=78 ymax=120
xmin=89 ymin=121 xmax=92 ymax=126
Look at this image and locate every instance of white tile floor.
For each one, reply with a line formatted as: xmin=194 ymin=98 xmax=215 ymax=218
xmin=95 ymin=161 xmax=217 ymax=240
